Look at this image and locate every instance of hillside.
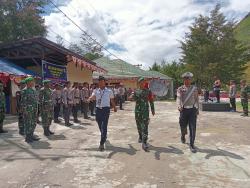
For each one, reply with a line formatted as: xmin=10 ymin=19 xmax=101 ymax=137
xmin=235 ymin=13 xmax=250 ymax=82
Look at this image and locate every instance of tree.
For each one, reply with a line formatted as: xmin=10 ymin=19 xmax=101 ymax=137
xmin=180 ymin=4 xmax=249 ymax=88
xmin=150 ymin=60 xmax=185 ymax=89
xmin=56 ymin=35 xmax=64 ymax=47
xmin=0 ymin=0 xmax=47 ymax=43
xmin=68 ymin=43 xmax=85 ymax=56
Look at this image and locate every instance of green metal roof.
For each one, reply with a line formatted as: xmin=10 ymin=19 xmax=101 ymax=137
xmin=93 ymin=57 xmax=172 ymax=80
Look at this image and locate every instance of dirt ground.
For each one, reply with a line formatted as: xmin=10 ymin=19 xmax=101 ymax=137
xmin=0 ymin=101 xmax=250 ymax=188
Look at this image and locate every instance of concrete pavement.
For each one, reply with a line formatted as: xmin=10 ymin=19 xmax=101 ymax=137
xmin=0 ymin=101 xmax=250 ymax=188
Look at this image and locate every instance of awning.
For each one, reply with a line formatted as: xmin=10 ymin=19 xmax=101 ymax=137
xmin=0 ymin=58 xmax=37 ymax=85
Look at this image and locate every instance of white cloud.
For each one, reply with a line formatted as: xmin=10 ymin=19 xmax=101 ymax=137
xmin=44 ymin=0 xmax=250 ymax=69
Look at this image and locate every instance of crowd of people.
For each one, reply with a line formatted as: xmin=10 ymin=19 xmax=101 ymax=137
xmin=203 ymin=77 xmax=249 ymax=117
xmin=0 ymin=73 xmax=249 ymax=154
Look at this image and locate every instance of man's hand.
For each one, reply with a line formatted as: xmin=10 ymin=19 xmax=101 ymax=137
xmin=178 ymin=107 xmax=183 ymax=112
xmin=196 ymin=110 xmax=199 ymax=115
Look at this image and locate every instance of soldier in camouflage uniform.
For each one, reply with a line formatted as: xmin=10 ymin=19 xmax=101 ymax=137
xmin=39 ymin=80 xmax=54 ymax=136
xmin=0 ymin=82 xmax=7 ymax=133
xmin=16 ymin=80 xmax=26 ymax=135
xmin=21 ymin=77 xmax=39 ymax=143
xmin=240 ymin=80 xmax=249 ymax=117
xmin=130 ymin=77 xmax=155 ymax=152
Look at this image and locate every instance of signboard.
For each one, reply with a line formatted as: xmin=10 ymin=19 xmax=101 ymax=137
xmin=42 ymin=60 xmax=67 ymax=81
xmin=150 ymin=80 xmax=169 ymax=97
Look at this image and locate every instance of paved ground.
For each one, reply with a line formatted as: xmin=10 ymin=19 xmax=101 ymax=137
xmin=0 ymin=101 xmax=250 ymax=188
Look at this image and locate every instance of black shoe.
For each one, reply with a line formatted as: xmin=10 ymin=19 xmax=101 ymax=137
xmin=0 ymin=129 xmax=8 ymax=133
xmin=190 ymin=145 xmax=197 ymax=153
xmin=25 ymin=135 xmax=33 ymax=143
xmin=138 ymin=137 xmax=142 ymax=143
xmin=32 ymin=135 xmax=40 ymax=141
xmin=84 ymin=117 xmax=90 ymax=119
xmin=99 ymin=144 xmax=105 ymax=151
xmin=91 ymin=113 xmax=95 ymax=116
xmin=54 ymin=120 xmax=61 ymax=123
xmin=181 ymin=135 xmax=186 ymax=144
xmin=142 ymin=142 xmax=149 ymax=152
xmin=43 ymin=127 xmax=50 ymax=136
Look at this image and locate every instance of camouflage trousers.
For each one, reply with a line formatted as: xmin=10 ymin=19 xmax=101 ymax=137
xmin=135 ymin=110 xmax=150 ymax=143
xmin=18 ymin=112 xmax=24 ymax=133
xmin=241 ymin=99 xmax=249 ymax=115
xmin=41 ymin=107 xmax=53 ymax=128
xmin=24 ymin=111 xmax=37 ymax=136
xmin=0 ymin=111 xmax=5 ymax=130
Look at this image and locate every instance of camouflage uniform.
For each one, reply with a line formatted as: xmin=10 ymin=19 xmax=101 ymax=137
xmin=39 ymin=87 xmax=53 ymax=135
xmin=0 ymin=83 xmax=6 ymax=133
xmin=241 ymin=86 xmax=249 ymax=116
xmin=21 ymin=87 xmax=38 ymax=139
xmin=16 ymin=89 xmax=24 ymax=134
xmin=133 ymin=88 xmax=155 ymax=144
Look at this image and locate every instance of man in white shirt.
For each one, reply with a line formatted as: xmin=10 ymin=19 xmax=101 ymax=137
xmin=88 ymin=76 xmax=117 ymax=151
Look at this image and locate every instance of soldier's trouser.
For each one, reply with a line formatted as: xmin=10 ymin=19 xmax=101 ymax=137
xmin=135 ymin=112 xmax=149 ymax=143
xmin=24 ymin=111 xmax=37 ymax=136
xmin=18 ymin=113 xmax=24 ymax=132
xmin=0 ymin=112 xmax=5 ymax=130
xmin=96 ymin=107 xmax=110 ymax=145
xmin=63 ymin=105 xmax=71 ymax=125
xmin=80 ymin=100 xmax=84 ymax=113
xmin=72 ymin=104 xmax=79 ymax=121
xmin=54 ymin=104 xmax=61 ymax=121
xmin=41 ymin=110 xmax=53 ymax=128
xmin=89 ymin=101 xmax=96 ymax=115
xmin=214 ymin=90 xmax=220 ymax=103
xmin=179 ymin=108 xmax=197 ymax=146
xmin=230 ymin=98 xmax=236 ymax=111
xmin=83 ymin=102 xmax=89 ymax=118
xmin=241 ymin=99 xmax=248 ymax=115
xmin=118 ymin=95 xmax=123 ymax=109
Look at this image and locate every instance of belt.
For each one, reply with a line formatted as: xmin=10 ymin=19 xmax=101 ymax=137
xmin=183 ymin=105 xmax=195 ymax=109
xmin=96 ymin=107 xmax=110 ymax=109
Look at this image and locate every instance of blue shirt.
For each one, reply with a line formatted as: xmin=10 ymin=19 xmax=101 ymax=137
xmin=91 ymin=87 xmax=114 ymax=108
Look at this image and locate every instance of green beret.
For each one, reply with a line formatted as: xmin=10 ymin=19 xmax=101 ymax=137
xmin=138 ymin=77 xmax=145 ymax=83
xmin=20 ymin=80 xmax=26 ymax=84
xmin=42 ymin=80 xmax=51 ymax=84
xmin=24 ymin=77 xmax=34 ymax=83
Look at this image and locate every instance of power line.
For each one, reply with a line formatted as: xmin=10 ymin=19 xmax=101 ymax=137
xmin=48 ymin=0 xmax=123 ymax=61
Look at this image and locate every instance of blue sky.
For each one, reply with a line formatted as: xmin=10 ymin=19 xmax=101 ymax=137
xmin=44 ymin=0 xmax=250 ymax=68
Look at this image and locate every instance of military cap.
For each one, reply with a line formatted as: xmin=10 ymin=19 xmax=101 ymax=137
xmin=138 ymin=77 xmax=145 ymax=83
xmin=24 ymin=77 xmax=34 ymax=83
xmin=42 ymin=79 xmax=51 ymax=84
xmin=181 ymin=72 xmax=193 ymax=79
xmin=20 ymin=80 xmax=26 ymax=84
xmin=98 ymin=76 xmax=106 ymax=81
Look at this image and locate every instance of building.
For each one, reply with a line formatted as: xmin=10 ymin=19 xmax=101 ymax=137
xmin=0 ymin=37 xmax=106 ymax=114
xmin=93 ymin=57 xmax=173 ymax=98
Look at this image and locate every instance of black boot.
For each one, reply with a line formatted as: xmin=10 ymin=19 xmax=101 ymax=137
xmin=142 ymin=142 xmax=149 ymax=152
xmin=181 ymin=134 xmax=186 ymax=144
xmin=43 ymin=127 xmax=50 ymax=136
xmin=19 ymin=130 xmax=25 ymax=136
xmin=190 ymin=144 xmax=197 ymax=153
xmin=99 ymin=144 xmax=105 ymax=152
xmin=25 ymin=134 xmax=33 ymax=143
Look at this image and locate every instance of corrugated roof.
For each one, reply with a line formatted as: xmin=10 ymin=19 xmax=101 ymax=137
xmin=93 ymin=57 xmax=172 ymax=80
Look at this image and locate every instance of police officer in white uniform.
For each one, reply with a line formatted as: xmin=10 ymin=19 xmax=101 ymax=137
xmin=88 ymin=76 xmax=117 ymax=151
xmin=177 ymin=72 xmax=199 ymax=153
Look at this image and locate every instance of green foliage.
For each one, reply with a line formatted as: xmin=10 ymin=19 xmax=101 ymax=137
xmin=0 ymin=0 xmax=47 ymax=43
xmin=84 ymin=53 xmax=102 ymax=61
xmin=150 ymin=60 xmax=185 ymax=88
xmin=180 ymin=4 xmax=250 ymax=88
